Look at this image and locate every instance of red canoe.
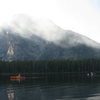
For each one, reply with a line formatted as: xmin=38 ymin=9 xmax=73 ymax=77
xmin=10 ymin=74 xmax=26 ymax=80
xmin=10 ymin=76 xmax=26 ymax=80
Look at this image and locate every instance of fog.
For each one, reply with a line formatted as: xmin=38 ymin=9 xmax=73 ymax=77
xmin=0 ymin=0 xmax=100 ymax=43
xmin=3 ymin=14 xmax=64 ymax=41
xmin=0 ymin=14 xmax=100 ymax=49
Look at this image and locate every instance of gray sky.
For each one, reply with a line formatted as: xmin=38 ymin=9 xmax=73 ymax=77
xmin=0 ymin=0 xmax=100 ymax=43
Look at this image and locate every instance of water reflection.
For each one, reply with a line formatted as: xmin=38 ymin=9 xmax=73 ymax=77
xmin=0 ymin=75 xmax=100 ymax=100
xmin=0 ymin=81 xmax=99 ymax=100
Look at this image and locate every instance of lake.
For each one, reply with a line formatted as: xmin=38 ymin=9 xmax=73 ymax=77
xmin=0 ymin=75 xmax=100 ymax=100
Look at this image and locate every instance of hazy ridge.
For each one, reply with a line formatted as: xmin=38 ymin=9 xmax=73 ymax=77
xmin=0 ymin=14 xmax=100 ymax=61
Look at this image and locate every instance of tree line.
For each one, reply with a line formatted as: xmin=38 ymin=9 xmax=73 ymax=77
xmin=0 ymin=59 xmax=100 ymax=74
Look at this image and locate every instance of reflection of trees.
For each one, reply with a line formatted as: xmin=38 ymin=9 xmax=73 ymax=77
xmin=0 ymin=83 xmax=99 ymax=100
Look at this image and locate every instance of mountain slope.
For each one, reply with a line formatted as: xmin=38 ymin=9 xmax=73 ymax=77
xmin=0 ymin=29 xmax=47 ymax=61
xmin=0 ymin=14 xmax=100 ymax=61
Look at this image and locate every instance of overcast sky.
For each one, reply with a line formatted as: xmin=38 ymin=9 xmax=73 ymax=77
xmin=0 ymin=0 xmax=100 ymax=43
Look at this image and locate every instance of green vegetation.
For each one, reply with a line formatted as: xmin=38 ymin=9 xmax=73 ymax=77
xmin=0 ymin=59 xmax=99 ymax=73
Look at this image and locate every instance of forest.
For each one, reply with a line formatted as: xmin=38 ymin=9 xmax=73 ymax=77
xmin=0 ymin=59 xmax=99 ymax=73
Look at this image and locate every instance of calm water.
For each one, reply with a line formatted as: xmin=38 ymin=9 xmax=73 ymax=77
xmin=1 ymin=78 xmax=100 ymax=100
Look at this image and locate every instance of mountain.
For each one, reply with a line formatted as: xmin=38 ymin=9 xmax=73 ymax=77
xmin=0 ymin=14 xmax=100 ymax=61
